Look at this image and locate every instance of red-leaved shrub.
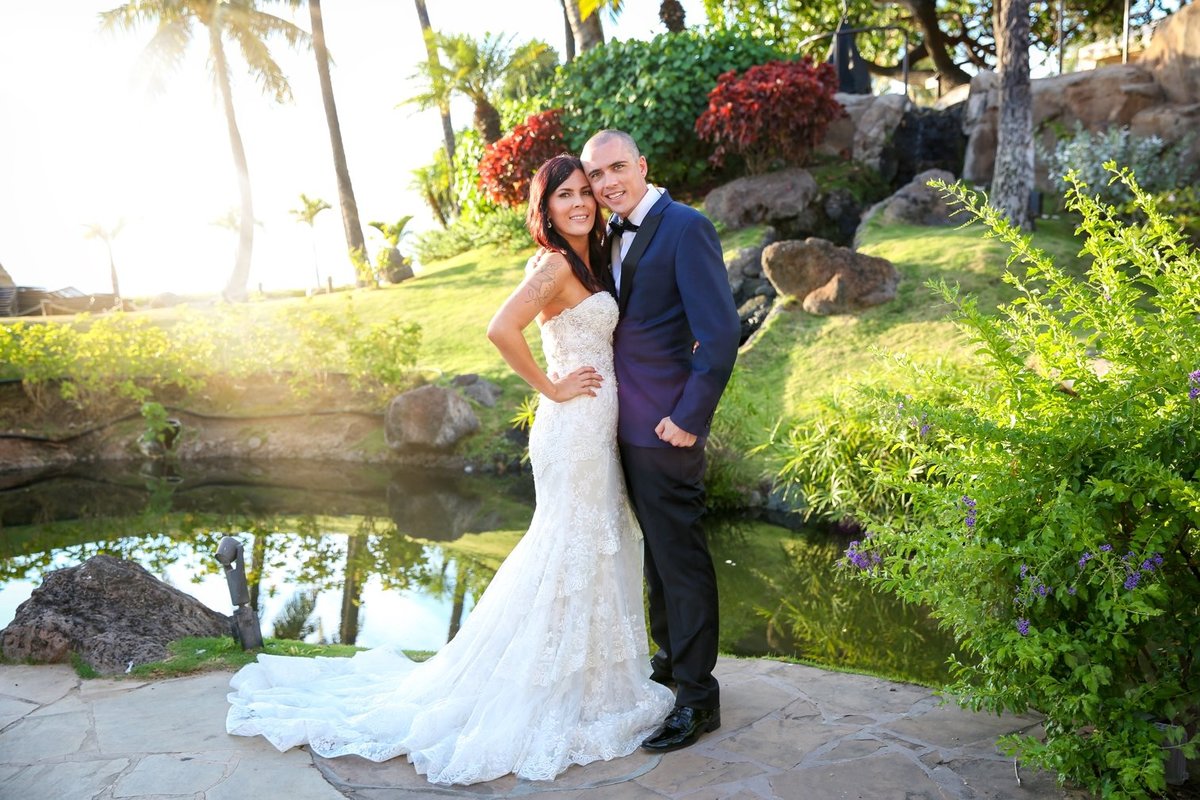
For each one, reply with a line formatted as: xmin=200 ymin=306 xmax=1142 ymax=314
xmin=694 ymin=58 xmax=846 ymax=174
xmin=478 ymin=109 xmax=567 ymax=208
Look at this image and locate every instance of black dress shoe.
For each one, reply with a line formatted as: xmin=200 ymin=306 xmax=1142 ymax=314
xmin=641 ymin=705 xmax=721 ymax=752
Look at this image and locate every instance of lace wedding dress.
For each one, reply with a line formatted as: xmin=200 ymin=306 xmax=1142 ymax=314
xmin=226 ymin=290 xmax=674 ymax=785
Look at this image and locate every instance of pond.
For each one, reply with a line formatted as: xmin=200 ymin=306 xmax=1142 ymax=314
xmin=0 ymin=459 xmax=959 ymax=685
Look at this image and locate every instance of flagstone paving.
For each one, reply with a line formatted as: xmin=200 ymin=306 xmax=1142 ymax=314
xmin=0 ymin=658 xmax=1093 ymax=799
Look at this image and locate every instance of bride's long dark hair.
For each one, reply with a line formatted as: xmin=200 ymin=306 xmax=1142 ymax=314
xmin=526 ymin=154 xmax=610 ymax=294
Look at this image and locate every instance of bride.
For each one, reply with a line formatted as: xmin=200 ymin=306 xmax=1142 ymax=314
xmin=225 ymin=154 xmax=674 ymax=785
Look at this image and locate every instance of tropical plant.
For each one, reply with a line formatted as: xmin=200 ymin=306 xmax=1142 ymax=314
xmin=289 ymin=193 xmax=331 ymax=290
xmin=306 ymin=0 xmax=368 ymax=276
xmin=100 ymin=0 xmax=310 ymax=302
xmin=82 ymin=218 xmax=126 ymax=301
xmin=550 ymin=29 xmax=785 ymax=188
xmin=367 ymin=216 xmax=414 ymax=284
xmin=564 ymin=0 xmax=604 ymax=55
xmin=407 ymin=32 xmax=552 ymax=144
xmin=410 ymin=151 xmax=455 ymax=229
xmin=478 ymin=109 xmax=568 ymax=208
xmin=822 ymin=166 xmax=1200 ymax=796
xmin=694 ymin=58 xmax=845 ymax=173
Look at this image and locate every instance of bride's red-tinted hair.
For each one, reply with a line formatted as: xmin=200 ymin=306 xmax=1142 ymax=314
xmin=526 ymin=154 xmax=609 ymax=294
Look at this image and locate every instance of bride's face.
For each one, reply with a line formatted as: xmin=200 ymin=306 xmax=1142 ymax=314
xmin=547 ymin=169 xmax=596 ymax=239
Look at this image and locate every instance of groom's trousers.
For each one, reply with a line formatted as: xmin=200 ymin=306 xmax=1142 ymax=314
xmin=619 ymin=441 xmax=720 ymax=710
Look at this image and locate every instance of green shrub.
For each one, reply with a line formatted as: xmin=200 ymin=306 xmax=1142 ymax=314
xmin=549 ymin=29 xmax=784 ymax=189
xmin=818 ymin=165 xmax=1199 ymax=797
xmin=1042 ymin=123 xmax=1197 ymax=206
xmin=412 ymin=206 xmax=529 ymax=263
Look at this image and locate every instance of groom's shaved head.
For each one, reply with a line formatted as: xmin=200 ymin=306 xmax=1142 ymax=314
xmin=584 ymin=129 xmax=640 ymax=159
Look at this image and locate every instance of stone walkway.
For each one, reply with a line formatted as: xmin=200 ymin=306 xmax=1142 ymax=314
xmin=0 ymin=657 xmax=1089 ymax=799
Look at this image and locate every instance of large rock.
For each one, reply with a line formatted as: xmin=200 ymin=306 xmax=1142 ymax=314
xmin=857 ymin=169 xmax=958 ymax=246
xmin=1142 ymin=2 xmax=1200 ymax=104
xmin=703 ymin=168 xmax=821 ymax=233
xmin=762 ymin=238 xmax=899 ymax=316
xmin=853 ymin=93 xmax=912 ymax=180
xmin=963 ymin=65 xmax=1166 ymax=187
xmin=450 ymin=373 xmax=501 ymax=408
xmin=0 ymin=555 xmax=230 ymax=674
xmin=385 ymin=384 xmax=480 ymax=452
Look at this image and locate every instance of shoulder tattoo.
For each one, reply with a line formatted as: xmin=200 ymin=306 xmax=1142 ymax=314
xmin=523 ymin=256 xmax=560 ymax=305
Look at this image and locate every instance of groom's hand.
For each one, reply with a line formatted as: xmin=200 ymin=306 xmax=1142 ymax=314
xmin=655 ymin=417 xmax=697 ymax=448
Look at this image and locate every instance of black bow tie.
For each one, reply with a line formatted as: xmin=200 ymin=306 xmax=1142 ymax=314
xmin=608 ymin=217 xmax=639 ymax=236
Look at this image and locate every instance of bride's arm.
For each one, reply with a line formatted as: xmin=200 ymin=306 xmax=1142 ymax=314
xmin=487 ymin=253 xmax=601 ymax=403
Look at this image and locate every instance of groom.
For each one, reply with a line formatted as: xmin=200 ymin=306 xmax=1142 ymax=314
xmin=581 ymin=130 xmax=741 ymax=752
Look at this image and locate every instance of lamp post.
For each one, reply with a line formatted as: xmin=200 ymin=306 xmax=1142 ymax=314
xmin=215 ymin=536 xmax=264 ymax=650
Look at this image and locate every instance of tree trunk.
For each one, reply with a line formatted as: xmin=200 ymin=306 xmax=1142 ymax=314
xmin=339 ymin=533 xmax=364 ymax=645
xmin=413 ymin=0 xmax=455 ymax=168
xmin=994 ymin=0 xmax=1006 ymax=67
xmin=211 ymin=27 xmax=254 ymax=302
xmin=564 ymin=0 xmax=604 ymax=53
xmin=474 ymin=98 xmax=503 ymax=144
xmin=105 ymin=242 xmax=120 ymax=299
xmin=991 ymin=0 xmax=1034 ymax=231
xmin=447 ymin=559 xmax=468 ymax=641
xmin=660 ymin=0 xmax=686 ymax=32
xmin=895 ymin=0 xmax=973 ymax=88
xmin=309 ymin=0 xmax=367 ymax=273
xmin=560 ymin=0 xmax=575 ymax=62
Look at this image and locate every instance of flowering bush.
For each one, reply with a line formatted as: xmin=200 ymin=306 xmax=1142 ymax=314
xmin=694 ymin=58 xmax=845 ymax=173
xmin=477 ymin=109 xmax=567 ymax=208
xmin=803 ymin=164 xmax=1200 ymax=796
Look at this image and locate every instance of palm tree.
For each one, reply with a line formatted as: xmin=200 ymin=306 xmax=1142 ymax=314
xmin=412 ymin=0 xmax=455 ymax=172
xmin=991 ymin=0 xmax=1035 ymax=231
xmin=82 ymin=218 xmax=125 ymax=301
xmin=289 ymin=193 xmax=330 ymax=290
xmin=368 ymin=216 xmax=414 ymax=284
xmin=100 ymin=1 xmax=309 ymax=302
xmin=565 ymin=0 xmax=604 ymax=53
xmin=659 ymin=0 xmax=686 ymax=32
xmin=306 ymin=0 xmax=368 ymax=278
xmin=408 ymin=32 xmax=549 ymax=144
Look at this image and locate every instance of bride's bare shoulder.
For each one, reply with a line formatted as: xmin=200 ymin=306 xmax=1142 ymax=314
xmin=525 ymin=248 xmax=569 ymax=277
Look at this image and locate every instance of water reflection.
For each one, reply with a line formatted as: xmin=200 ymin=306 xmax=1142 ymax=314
xmin=0 ymin=461 xmax=956 ymax=683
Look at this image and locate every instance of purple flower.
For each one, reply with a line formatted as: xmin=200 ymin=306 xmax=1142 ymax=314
xmin=1141 ymin=559 xmax=1155 ymax=572
xmin=1100 ymin=544 xmax=1112 ymax=552
xmin=962 ymin=496 xmax=977 ymax=529
xmin=1190 ymin=369 xmax=1200 ymax=383
xmin=1067 ymin=586 xmax=1077 ymax=595
xmin=1036 ymin=583 xmax=1049 ymax=597
xmin=1124 ymin=572 xmax=1141 ymax=591
xmin=1020 ymin=563 xmax=1029 ymax=578
xmin=919 ymin=423 xmax=931 ymax=437
xmin=1016 ymin=618 xmax=1030 ymax=636
xmin=1153 ymin=553 xmax=1164 ymax=567
xmin=1190 ymin=386 xmax=1200 ymax=401
xmin=1078 ymin=552 xmax=1093 ymax=568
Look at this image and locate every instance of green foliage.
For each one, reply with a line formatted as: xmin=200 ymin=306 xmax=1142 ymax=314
xmin=814 ymin=165 xmax=1200 ymax=797
xmin=451 ymin=127 xmax=501 ymax=221
xmin=139 ymin=400 xmax=173 ymax=446
xmin=549 ymin=29 xmax=784 ymax=189
xmin=412 ymin=206 xmax=529 ymax=263
xmin=1 ymin=301 xmax=424 ymax=414
xmin=1118 ymin=184 xmax=1200 ymax=247
xmin=1042 ymin=123 xmax=1197 ymax=206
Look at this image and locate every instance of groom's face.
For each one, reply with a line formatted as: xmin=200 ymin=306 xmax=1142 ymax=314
xmin=581 ymin=136 xmax=649 ymax=220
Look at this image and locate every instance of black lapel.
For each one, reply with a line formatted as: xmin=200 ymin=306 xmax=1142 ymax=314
xmin=618 ymin=194 xmax=671 ymax=316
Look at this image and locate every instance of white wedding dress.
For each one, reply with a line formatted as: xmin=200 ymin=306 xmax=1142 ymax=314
xmin=226 ymin=290 xmax=674 ymax=785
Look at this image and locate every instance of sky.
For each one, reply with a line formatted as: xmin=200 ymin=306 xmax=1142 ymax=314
xmin=0 ymin=0 xmax=706 ymax=299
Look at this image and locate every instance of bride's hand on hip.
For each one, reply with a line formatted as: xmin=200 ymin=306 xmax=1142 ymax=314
xmin=549 ymin=366 xmax=602 ymax=402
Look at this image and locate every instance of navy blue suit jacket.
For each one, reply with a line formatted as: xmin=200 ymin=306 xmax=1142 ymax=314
xmin=611 ymin=190 xmax=741 ymax=448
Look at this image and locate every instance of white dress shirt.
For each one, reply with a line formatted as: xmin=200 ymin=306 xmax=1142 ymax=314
xmin=611 ymin=185 xmax=662 ymax=296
